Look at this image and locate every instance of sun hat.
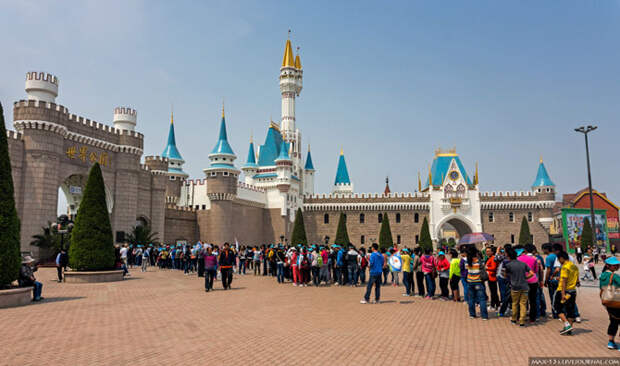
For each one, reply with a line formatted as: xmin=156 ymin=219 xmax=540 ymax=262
xmin=515 ymin=248 xmax=524 ymax=256
xmin=605 ymin=256 xmax=620 ymax=266
xmin=438 ymin=251 xmax=445 ymax=256
xmin=22 ymin=255 xmax=35 ymax=264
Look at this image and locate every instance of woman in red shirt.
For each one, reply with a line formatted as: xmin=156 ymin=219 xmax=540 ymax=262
xmin=485 ymin=246 xmax=500 ymax=310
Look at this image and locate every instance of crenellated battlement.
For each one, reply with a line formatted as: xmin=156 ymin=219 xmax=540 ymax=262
xmin=6 ymin=130 xmax=23 ymax=140
xmin=145 ymin=155 xmax=169 ymax=163
xmin=114 ymin=107 xmax=136 ymax=116
xmin=13 ymin=100 xmax=144 ymax=151
xmin=481 ymin=191 xmax=534 ymax=197
xmin=166 ymin=203 xmax=196 ymax=212
xmin=26 ymin=71 xmax=58 ymax=85
xmin=238 ymin=181 xmax=265 ymax=193
xmin=305 ymin=192 xmax=428 ymax=200
xmin=185 ymin=178 xmax=206 ymax=185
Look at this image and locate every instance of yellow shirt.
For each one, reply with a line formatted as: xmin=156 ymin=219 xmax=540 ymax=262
xmin=560 ymin=261 xmax=579 ymax=290
xmin=401 ymin=254 xmax=411 ymax=272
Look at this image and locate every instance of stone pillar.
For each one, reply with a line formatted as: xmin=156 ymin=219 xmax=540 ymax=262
xmin=150 ymin=172 xmax=167 ymax=243
xmin=112 ymin=153 xmax=139 ymax=241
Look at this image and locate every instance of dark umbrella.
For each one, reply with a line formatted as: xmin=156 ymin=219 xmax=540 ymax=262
xmin=458 ymin=232 xmax=494 ymax=245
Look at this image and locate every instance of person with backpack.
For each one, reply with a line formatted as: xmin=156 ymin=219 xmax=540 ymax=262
xmin=465 ymin=246 xmax=488 ymax=320
xmin=518 ymin=244 xmax=541 ymax=323
xmin=600 ymin=256 xmax=620 ymax=349
xmin=420 ymin=248 xmax=436 ymax=299
xmin=311 ymin=246 xmax=322 ymax=286
xmin=413 ymin=247 xmax=425 ymax=297
xmin=347 ymin=245 xmax=360 ymax=287
xmin=361 ymin=243 xmax=384 ymax=304
xmin=336 ymin=245 xmax=346 ymax=285
xmin=289 ymin=247 xmax=300 ymax=286
xmin=320 ymin=246 xmax=330 ymax=285
xmin=299 ymin=247 xmax=311 ymax=287
xmin=436 ymin=251 xmax=450 ymax=299
xmin=276 ymin=245 xmax=286 ymax=284
xmin=401 ymin=248 xmax=413 ymax=296
xmin=359 ymin=247 xmax=368 ymax=285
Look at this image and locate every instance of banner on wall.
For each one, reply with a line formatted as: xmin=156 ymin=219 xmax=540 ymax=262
xmin=608 ymin=217 xmax=620 ymax=240
xmin=561 ymin=208 xmax=609 ymax=252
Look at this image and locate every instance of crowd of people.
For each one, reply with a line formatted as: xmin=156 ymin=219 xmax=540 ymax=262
xmin=28 ymin=238 xmax=619 ymax=351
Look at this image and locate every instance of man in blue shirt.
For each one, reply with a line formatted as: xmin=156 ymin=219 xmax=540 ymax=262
xmin=543 ymin=243 xmax=560 ymax=319
xmin=361 ymin=243 xmax=384 ymax=304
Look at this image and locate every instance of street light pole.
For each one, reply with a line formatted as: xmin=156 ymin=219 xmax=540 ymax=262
xmin=574 ymin=125 xmax=598 ymax=246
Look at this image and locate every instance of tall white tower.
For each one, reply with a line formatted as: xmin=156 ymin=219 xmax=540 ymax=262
xmin=279 ymin=35 xmax=303 ymax=179
xmin=25 ymin=72 xmax=58 ymax=103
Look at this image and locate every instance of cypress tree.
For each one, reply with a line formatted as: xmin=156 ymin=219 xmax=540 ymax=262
xmin=419 ymin=216 xmax=432 ymax=251
xmin=0 ymin=102 xmax=22 ymax=287
xmin=290 ymin=208 xmax=308 ymax=246
xmin=518 ymin=216 xmax=531 ymax=245
xmin=334 ymin=212 xmax=350 ymax=246
xmin=448 ymin=237 xmax=456 ymax=247
xmin=379 ymin=212 xmax=393 ymax=250
xmin=68 ymin=163 xmax=115 ymax=271
xmin=581 ymin=217 xmax=593 ymax=252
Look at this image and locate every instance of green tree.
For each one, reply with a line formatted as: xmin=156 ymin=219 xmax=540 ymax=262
xmin=581 ymin=217 xmax=593 ymax=252
xmin=289 ymin=208 xmax=308 ymax=246
xmin=379 ymin=212 xmax=393 ymax=250
xmin=334 ymin=212 xmax=350 ymax=247
xmin=419 ymin=216 xmax=433 ymax=251
xmin=126 ymin=224 xmax=159 ymax=247
xmin=68 ymin=163 xmax=115 ymax=271
xmin=518 ymin=216 xmax=531 ymax=245
xmin=0 ymin=102 xmax=21 ymax=287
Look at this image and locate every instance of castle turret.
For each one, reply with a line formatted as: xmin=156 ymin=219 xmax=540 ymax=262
xmin=241 ymin=137 xmax=258 ymax=185
xmin=275 ymin=140 xmax=292 ymax=189
xmin=303 ymin=145 xmax=315 ymax=195
xmin=205 ymin=106 xmax=239 ymax=200
xmin=333 ymin=149 xmax=353 ymax=195
xmin=532 ymin=157 xmax=555 ymax=199
xmin=113 ymin=107 xmax=137 ymax=132
xmin=161 ymin=111 xmax=188 ymax=179
xmin=279 ymin=34 xmax=303 ymax=179
xmin=25 ymin=72 xmax=58 ymax=103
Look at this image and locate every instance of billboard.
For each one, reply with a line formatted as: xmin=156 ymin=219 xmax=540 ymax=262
xmin=561 ymin=208 xmax=609 ymax=252
xmin=608 ymin=217 xmax=620 ymax=240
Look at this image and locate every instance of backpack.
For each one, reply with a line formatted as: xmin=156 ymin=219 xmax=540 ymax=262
xmin=316 ymin=254 xmax=323 ymax=267
xmin=361 ymin=256 xmax=368 ymax=268
xmin=602 ymin=273 xmax=620 ymax=308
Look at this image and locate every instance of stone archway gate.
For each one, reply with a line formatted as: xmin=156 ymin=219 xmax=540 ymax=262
xmin=7 ymin=92 xmax=167 ymax=257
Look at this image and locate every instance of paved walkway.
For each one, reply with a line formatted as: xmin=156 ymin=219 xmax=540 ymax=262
xmin=1 ymin=267 xmax=616 ymax=365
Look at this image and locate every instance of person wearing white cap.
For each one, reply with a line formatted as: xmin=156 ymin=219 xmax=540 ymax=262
xmin=600 ymin=256 xmax=620 ymax=350
xmin=18 ymin=256 xmax=43 ymax=301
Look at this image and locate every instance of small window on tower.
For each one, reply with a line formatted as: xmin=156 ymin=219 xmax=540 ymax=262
xmin=324 ymin=213 xmax=329 ymax=224
xmin=528 ymin=212 xmax=533 ymax=222
xmin=360 ymin=213 xmax=365 ymax=223
xmin=396 ymin=213 xmax=401 ymax=223
xmin=223 ymin=172 xmax=229 ymax=176
xmin=201 ymin=205 xmax=206 ymax=210
xmin=414 ymin=213 xmax=419 ymax=223
xmin=509 ymin=212 xmax=515 ymax=222
xmin=378 ymin=213 xmax=383 ymax=223
xmin=488 ymin=212 xmax=494 ymax=223
xmin=361 ymin=235 xmax=365 ymax=244
xmin=397 ymin=235 xmax=401 ymax=244
xmin=415 ymin=235 xmax=419 ymax=244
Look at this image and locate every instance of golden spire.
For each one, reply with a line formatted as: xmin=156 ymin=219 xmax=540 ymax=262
xmin=250 ymin=131 xmax=253 ymax=144
xmin=540 ymin=155 xmax=543 ymax=163
xmin=295 ymin=46 xmax=302 ymax=69
xmin=221 ymin=100 xmax=225 ymax=118
xmin=170 ymin=107 xmax=174 ymax=125
xmin=281 ymin=31 xmax=295 ymax=68
xmin=340 ymin=148 xmax=344 ymax=156
xmin=308 ymin=143 xmax=311 ymax=152
xmin=428 ymin=164 xmax=433 ymax=187
xmin=474 ymin=162 xmax=479 ymax=185
xmin=418 ymin=171 xmax=422 ymax=191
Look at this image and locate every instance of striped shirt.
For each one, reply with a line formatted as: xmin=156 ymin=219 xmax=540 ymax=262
xmin=466 ymin=257 xmax=482 ymax=283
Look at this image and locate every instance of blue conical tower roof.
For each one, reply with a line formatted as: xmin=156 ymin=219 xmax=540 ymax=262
xmin=244 ymin=139 xmax=257 ymax=167
xmin=275 ymin=140 xmax=290 ymax=161
xmin=161 ymin=113 xmax=183 ymax=161
xmin=210 ymin=109 xmax=235 ymax=156
xmin=304 ymin=148 xmax=315 ymax=170
xmin=532 ymin=158 xmax=555 ymax=187
xmin=334 ymin=150 xmax=351 ymax=184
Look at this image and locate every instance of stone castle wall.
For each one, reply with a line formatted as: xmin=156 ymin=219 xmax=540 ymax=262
xmin=164 ymin=206 xmax=198 ymax=244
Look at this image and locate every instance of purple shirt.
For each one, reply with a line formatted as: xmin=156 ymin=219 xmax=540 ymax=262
xmin=517 ymin=254 xmax=538 ymax=284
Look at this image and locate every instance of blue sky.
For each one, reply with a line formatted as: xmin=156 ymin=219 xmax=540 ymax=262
xmin=1 ymin=0 xmax=619 ymax=205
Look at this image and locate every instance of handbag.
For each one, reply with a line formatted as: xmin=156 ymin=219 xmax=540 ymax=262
xmin=479 ymin=260 xmax=489 ymax=282
xmin=601 ymin=273 xmax=620 ymax=309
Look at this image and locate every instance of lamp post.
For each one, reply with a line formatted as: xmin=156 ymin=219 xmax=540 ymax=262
xmin=574 ymin=125 xmax=598 ymax=246
xmin=53 ymin=214 xmax=74 ymax=251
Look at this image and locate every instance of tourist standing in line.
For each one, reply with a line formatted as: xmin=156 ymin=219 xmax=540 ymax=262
xmin=436 ymin=251 xmax=450 ymax=299
xmin=197 ymin=245 xmax=205 ymax=277
xmin=381 ymin=248 xmax=390 ymax=285
xmin=505 ymin=248 xmax=531 ymax=326
xmin=555 ymin=251 xmax=580 ymax=335
xmin=320 ymin=246 xmax=330 ymax=284
xmin=485 ymin=246 xmax=500 ymax=310
xmin=347 ymin=245 xmax=359 ymax=287
xmin=421 ymin=248 xmax=436 ymax=299
xmin=238 ymin=245 xmax=246 ymax=275
xmin=518 ymin=244 xmax=540 ymax=323
xmin=465 ymin=246 xmax=488 ymax=320
xmin=459 ymin=247 xmax=469 ymax=303
xmin=204 ymin=247 xmax=217 ymax=292
xmin=276 ymin=245 xmax=286 ymax=284
xmin=599 ymin=256 xmax=620 ymax=349
xmin=413 ymin=247 xmax=425 ymax=297
xmin=55 ymin=249 xmax=68 ymax=282
xmin=219 ymin=243 xmax=235 ymax=290
xmin=336 ymin=245 xmax=346 ymax=285
xmin=401 ymin=248 xmax=413 ymax=296
xmin=141 ymin=246 xmax=150 ymax=272
xmin=448 ymin=249 xmax=461 ymax=302
xmin=311 ymin=246 xmax=321 ymax=286
xmin=290 ymin=247 xmax=300 ymax=286
xmin=361 ymin=243 xmax=384 ymax=304
xmin=497 ymin=245 xmax=512 ymax=317
xmin=253 ymin=247 xmax=261 ymax=275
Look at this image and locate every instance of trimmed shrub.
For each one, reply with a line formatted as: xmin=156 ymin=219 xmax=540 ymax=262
xmin=334 ymin=212 xmax=350 ymax=246
xmin=379 ymin=212 xmax=393 ymax=250
xmin=290 ymin=208 xmax=308 ymax=246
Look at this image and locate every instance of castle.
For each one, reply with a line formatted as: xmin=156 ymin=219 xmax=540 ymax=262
xmin=7 ymin=37 xmax=557 ymax=256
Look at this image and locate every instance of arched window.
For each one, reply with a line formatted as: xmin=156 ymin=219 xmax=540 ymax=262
xmin=360 ymin=213 xmax=365 ymax=223
xmin=378 ymin=213 xmax=383 ymax=223
xmin=444 ymin=184 xmax=454 ymax=198
xmin=324 ymin=213 xmax=329 ymax=224
xmin=396 ymin=213 xmax=401 ymax=223
xmin=456 ymin=184 xmax=466 ymax=198
xmin=414 ymin=213 xmax=419 ymax=223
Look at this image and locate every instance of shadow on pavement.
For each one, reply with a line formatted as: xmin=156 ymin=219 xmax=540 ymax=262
xmin=32 ymin=296 xmax=85 ymax=305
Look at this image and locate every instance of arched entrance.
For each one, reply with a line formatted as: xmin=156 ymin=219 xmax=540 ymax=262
xmin=434 ymin=214 xmax=475 ymax=243
xmin=57 ymin=174 xmax=114 ymax=220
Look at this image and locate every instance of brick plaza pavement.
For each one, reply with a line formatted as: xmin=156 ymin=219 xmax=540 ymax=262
xmin=1 ymin=267 xmax=616 ymax=366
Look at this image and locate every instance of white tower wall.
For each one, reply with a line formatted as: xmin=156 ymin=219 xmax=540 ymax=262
xmin=113 ymin=107 xmax=137 ymax=131
xmin=25 ymin=72 xmax=58 ymax=103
